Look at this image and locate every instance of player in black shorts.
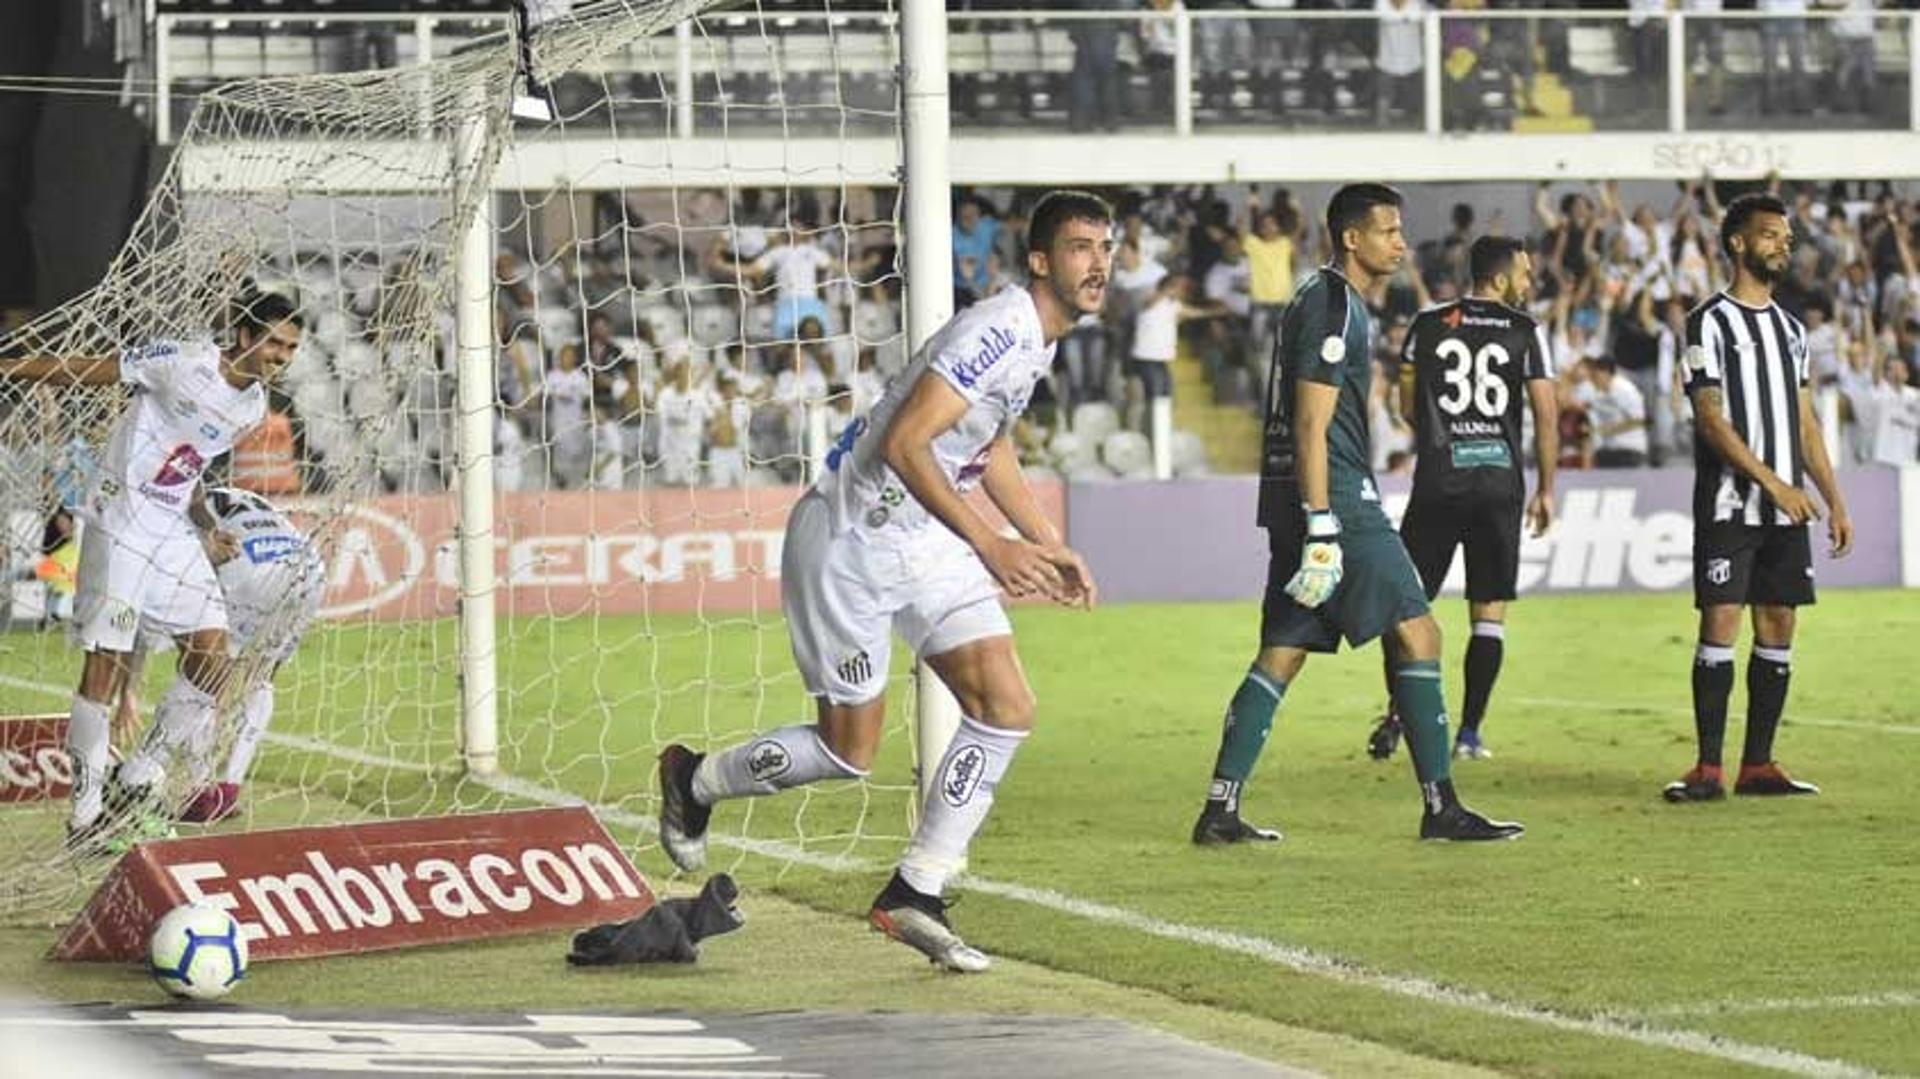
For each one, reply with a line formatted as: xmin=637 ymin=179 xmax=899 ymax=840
xmin=1367 ymin=237 xmax=1557 ymax=762
xmin=1664 ymin=194 xmax=1853 ymax=802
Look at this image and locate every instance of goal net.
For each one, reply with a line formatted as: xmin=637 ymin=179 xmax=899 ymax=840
xmin=0 ymin=0 xmax=914 ymax=922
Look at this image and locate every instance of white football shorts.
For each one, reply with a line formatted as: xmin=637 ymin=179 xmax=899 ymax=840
xmin=781 ymin=491 xmax=1010 ymax=706
xmin=72 ymin=523 xmax=228 ymax=653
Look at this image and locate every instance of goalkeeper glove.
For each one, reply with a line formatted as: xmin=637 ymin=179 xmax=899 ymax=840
xmin=1283 ymin=508 xmax=1343 ymax=609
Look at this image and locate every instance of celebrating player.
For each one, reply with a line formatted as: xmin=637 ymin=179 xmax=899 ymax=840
xmin=1190 ymin=184 xmax=1523 ymax=845
xmin=0 ymin=290 xmax=302 ymax=851
xmin=1664 ymin=194 xmax=1852 ymax=803
xmin=1367 ymin=236 xmax=1558 ymax=762
xmin=656 ymin=190 xmax=1111 ymax=972
xmin=117 ymin=487 xmax=326 ymax=824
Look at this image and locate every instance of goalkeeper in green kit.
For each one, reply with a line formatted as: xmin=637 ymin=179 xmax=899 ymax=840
xmin=1189 ymin=183 xmax=1524 ymax=845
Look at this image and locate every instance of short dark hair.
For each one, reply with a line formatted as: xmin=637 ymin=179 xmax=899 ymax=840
xmin=1027 ymin=189 xmax=1114 ymax=254
xmin=233 ymin=289 xmax=302 ymax=336
xmin=1720 ymin=193 xmax=1790 ymax=260
xmin=1325 ymin=183 xmax=1403 ymax=255
xmin=1469 ymin=236 xmax=1528 ymax=286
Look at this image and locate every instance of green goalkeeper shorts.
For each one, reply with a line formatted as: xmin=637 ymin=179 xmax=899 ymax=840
xmin=1259 ymin=498 xmax=1431 ymax=654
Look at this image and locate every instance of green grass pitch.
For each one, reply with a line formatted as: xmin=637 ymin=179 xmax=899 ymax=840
xmin=3 ymin=588 xmax=1916 ymax=1076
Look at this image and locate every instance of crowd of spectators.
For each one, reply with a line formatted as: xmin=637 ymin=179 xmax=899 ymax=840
xmin=950 ymin=176 xmax=1920 ymax=477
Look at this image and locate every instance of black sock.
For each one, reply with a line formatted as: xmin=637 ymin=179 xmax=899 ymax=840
xmin=1420 ymin=778 xmax=1459 ymax=815
xmin=1461 ymin=622 xmax=1505 ymax=734
xmin=1204 ymin=778 xmax=1243 ymax=816
xmin=1691 ymin=642 xmax=1736 ymax=767
xmin=1743 ymin=645 xmax=1792 ymax=766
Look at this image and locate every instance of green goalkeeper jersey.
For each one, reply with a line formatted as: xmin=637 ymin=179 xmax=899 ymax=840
xmin=1257 ymin=265 xmax=1377 ymax=528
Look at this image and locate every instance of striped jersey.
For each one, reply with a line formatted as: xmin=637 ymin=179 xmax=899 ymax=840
xmin=1682 ymin=292 xmax=1810 ymax=526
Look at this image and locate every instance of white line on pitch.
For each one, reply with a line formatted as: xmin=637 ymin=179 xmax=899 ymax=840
xmin=1636 ymin=991 xmax=1920 ymax=1019
xmin=1516 ymin=695 xmax=1920 ymax=737
xmin=0 ymin=673 xmax=1881 ymax=1077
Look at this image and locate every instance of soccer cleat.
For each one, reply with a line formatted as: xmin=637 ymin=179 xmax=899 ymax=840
xmin=1366 ymin=714 xmax=1402 ymax=761
xmin=1734 ymin=761 xmax=1820 ymax=797
xmin=180 ymin=782 xmax=243 ymax=824
xmin=65 ymin=783 xmax=176 ymax=858
xmin=868 ymin=871 xmax=990 ymax=973
xmin=1191 ymin=809 xmax=1283 ymax=846
xmin=1662 ymin=764 xmax=1727 ymax=803
xmin=1420 ymin=802 xmax=1525 ymax=841
xmin=657 ymin=744 xmax=712 ymax=872
xmin=1453 ymin=729 xmax=1493 ymax=760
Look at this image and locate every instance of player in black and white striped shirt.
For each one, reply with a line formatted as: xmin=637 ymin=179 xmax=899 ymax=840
xmin=1666 ymin=194 xmax=1853 ymax=803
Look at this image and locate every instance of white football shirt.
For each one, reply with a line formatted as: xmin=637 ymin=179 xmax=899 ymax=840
xmin=206 ymin=487 xmax=326 ymax=657
xmin=813 ymin=286 xmax=1054 ymax=545
xmin=88 ymin=339 xmax=266 ymax=540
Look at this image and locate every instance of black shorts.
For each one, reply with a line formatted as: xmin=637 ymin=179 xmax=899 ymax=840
xmin=1399 ymin=493 xmax=1524 ymax=603
xmin=1694 ymin=520 xmax=1816 ymax=609
xmin=1127 ymin=360 xmax=1172 ymax=399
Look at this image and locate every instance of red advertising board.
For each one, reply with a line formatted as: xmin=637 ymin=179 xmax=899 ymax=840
xmin=302 ymin=482 xmax=1066 ymax=623
xmin=53 ymin=806 xmax=654 ymax=962
xmin=1 ymin=715 xmax=78 ymax=804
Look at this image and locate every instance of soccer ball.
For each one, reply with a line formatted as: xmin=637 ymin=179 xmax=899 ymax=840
xmin=147 ymin=902 xmax=248 ymax=1000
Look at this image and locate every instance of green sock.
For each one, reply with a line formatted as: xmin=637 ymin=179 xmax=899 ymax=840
xmin=1393 ymin=658 xmax=1453 ymax=787
xmin=1206 ymin=667 xmax=1285 ymax=804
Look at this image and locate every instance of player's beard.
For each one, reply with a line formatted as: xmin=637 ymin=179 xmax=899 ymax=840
xmin=1741 ymin=247 xmax=1787 ymax=286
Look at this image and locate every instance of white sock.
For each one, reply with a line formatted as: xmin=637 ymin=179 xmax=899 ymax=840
xmin=66 ymin=695 xmax=112 ymax=829
xmin=898 ymin=716 xmax=1027 ymax=897
xmin=690 ymin=723 xmax=867 ymax=805
xmin=118 ymin=679 xmax=218 ymax=789
xmin=222 ymin=683 xmax=274 ymax=785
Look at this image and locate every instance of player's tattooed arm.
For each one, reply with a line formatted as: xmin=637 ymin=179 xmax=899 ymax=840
xmin=1691 ymin=385 xmax=1817 ymax=524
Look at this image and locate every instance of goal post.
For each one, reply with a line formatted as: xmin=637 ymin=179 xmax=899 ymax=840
xmin=0 ymin=0 xmax=936 ymax=921
xmin=898 ymin=0 xmax=964 ymax=827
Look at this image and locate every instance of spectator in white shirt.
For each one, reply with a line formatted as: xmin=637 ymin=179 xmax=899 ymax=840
xmin=1577 ymin=358 xmax=1650 ymax=468
xmin=1375 ymin=0 xmax=1424 ymax=123
xmin=654 ymin=358 xmax=716 ymax=487
xmin=543 ymin=342 xmax=595 ymax=489
xmin=1862 ymin=357 xmax=1920 ymax=466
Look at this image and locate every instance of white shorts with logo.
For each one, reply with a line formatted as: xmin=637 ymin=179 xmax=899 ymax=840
xmin=782 ymin=491 xmax=1010 ymax=706
xmin=72 ymin=523 xmax=228 ymax=653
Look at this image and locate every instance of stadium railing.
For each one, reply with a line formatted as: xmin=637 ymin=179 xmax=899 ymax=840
xmin=142 ymin=7 xmax=1919 ymax=144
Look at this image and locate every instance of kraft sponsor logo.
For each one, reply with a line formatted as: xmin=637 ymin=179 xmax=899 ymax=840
xmin=947 ymin=326 xmax=1017 ymax=389
xmin=746 ymin=740 xmax=791 ymax=782
xmin=940 ymin=744 xmax=987 ymax=808
xmin=165 ymin=842 xmax=644 ymax=944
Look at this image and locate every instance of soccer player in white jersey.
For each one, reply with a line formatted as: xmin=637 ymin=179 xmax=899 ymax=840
xmin=0 ymin=290 xmax=302 ymax=851
xmin=116 ymin=487 xmax=326 ymax=824
xmin=658 ymin=191 xmax=1113 ymax=973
